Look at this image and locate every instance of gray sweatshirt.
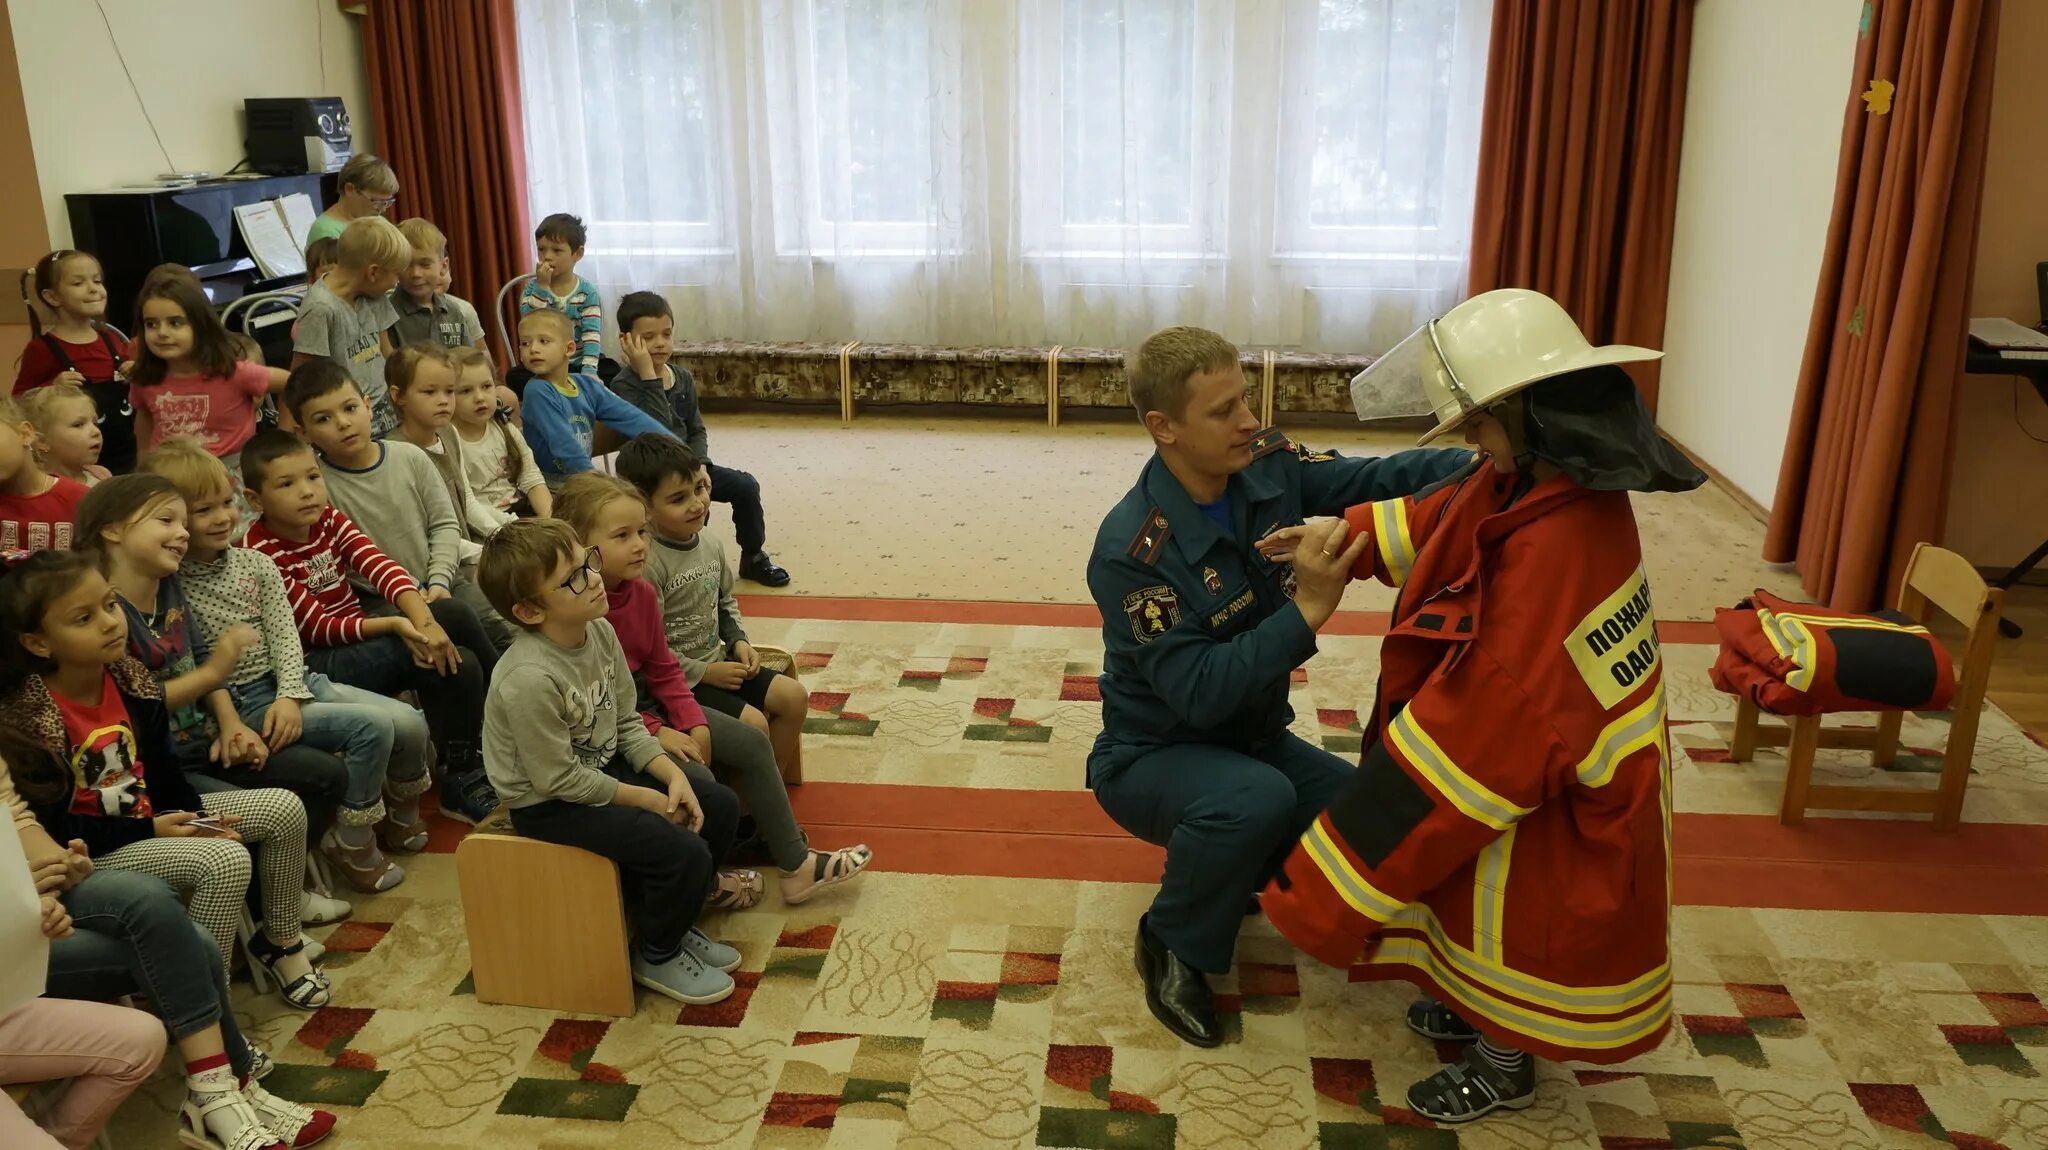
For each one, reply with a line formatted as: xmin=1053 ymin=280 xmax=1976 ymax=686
xmin=319 ymin=440 xmax=463 ymax=591
xmin=483 ymin=619 xmax=665 ymax=809
xmin=643 ymin=531 xmax=748 ymax=684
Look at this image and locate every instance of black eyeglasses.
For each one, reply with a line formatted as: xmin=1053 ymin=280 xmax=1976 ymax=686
xmin=557 ymin=547 xmax=602 ymax=595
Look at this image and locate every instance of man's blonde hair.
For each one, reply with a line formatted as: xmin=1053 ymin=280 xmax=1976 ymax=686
xmin=477 ymin=517 xmax=582 ymax=630
xmin=518 ymin=308 xmax=575 ymax=340
xmin=554 ymin=473 xmax=644 ymax=541
xmin=143 ymin=437 xmax=234 ymax=503
xmin=337 ymin=216 xmax=410 ymax=272
xmin=1125 ymin=326 xmax=1241 ymax=422
xmin=397 ymin=217 xmax=447 ymax=259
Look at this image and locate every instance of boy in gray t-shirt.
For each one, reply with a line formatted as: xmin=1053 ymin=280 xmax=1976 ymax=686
xmin=292 ymin=217 xmax=404 ymax=438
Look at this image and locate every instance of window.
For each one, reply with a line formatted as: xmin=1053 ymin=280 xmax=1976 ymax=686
xmin=1018 ymin=0 xmax=1228 ymax=257
xmin=1274 ymin=0 xmax=1486 ymax=262
xmin=516 ymin=0 xmax=725 ymax=255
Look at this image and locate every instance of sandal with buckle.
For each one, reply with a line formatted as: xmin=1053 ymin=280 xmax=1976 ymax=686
xmin=318 ymin=834 xmax=402 ymax=893
xmin=242 ymin=1076 xmax=338 ymax=1147
xmin=1407 ymin=998 xmax=1480 ymax=1042
xmin=244 ymin=932 xmax=331 ymax=1011
xmin=779 ymin=844 xmax=873 ymax=906
xmin=377 ymin=808 xmax=430 ymax=854
xmin=706 ymin=868 xmax=763 ymax=911
xmin=1406 ymin=1044 xmax=1537 ymax=1124
xmin=180 ymin=1086 xmax=286 ymax=1150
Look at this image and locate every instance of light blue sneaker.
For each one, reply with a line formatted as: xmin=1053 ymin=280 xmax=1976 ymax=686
xmin=683 ymin=928 xmax=742 ymax=973
xmin=633 ymin=947 xmax=734 ymax=1005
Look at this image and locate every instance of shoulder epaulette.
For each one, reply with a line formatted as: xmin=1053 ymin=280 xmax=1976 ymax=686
xmin=1249 ymin=427 xmax=1292 ymax=461
xmin=1126 ymin=508 xmax=1172 ymax=566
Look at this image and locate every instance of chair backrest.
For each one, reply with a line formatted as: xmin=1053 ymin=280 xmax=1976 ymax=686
xmin=493 ymin=273 xmax=535 ymax=366
xmin=1897 ymin=542 xmax=2004 ymax=722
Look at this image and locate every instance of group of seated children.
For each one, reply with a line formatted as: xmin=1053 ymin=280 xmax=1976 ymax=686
xmin=0 ymin=158 xmax=857 ymax=1148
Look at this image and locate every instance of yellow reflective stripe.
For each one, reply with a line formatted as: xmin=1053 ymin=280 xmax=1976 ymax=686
xmin=1379 ymin=903 xmax=1671 ymax=1012
xmin=1754 ymin=607 xmax=1815 ymax=692
xmin=1372 ymin=499 xmax=1415 ymax=586
xmin=1774 ymin=610 xmax=1930 ymax=636
xmin=1471 ymin=826 xmax=1514 ymax=963
xmin=1369 ymin=936 xmax=1673 ymax=1051
xmin=1301 ymin=820 xmax=1403 ymax=923
xmin=1387 ymin=708 xmax=1532 ymax=831
xmin=1573 ymin=680 xmax=1667 ymax=788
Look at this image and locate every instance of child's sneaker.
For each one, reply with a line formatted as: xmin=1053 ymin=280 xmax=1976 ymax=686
xmin=437 ymin=769 xmax=501 ymax=826
xmin=682 ymin=928 xmax=742 ymax=973
xmin=633 ymin=946 xmax=735 ymax=1005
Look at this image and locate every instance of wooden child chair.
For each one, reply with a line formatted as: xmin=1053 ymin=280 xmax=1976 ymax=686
xmin=455 ymin=813 xmax=636 ymax=1017
xmin=1728 ymin=543 xmax=2003 ymax=829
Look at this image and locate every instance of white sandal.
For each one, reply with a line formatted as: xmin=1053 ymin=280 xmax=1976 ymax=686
xmin=780 ymin=845 xmax=873 ymax=905
xmin=179 ymin=1088 xmax=284 ymax=1150
xmin=243 ymin=1077 xmax=338 ymax=1147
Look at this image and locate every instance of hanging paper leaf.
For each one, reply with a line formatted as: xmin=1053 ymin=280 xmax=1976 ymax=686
xmin=1859 ymin=0 xmax=1874 ymax=39
xmin=1848 ymin=304 xmax=1866 ymax=337
xmin=1861 ymin=79 xmax=1895 ymax=114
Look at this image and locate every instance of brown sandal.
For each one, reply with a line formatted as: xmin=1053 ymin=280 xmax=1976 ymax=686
xmin=320 ymin=835 xmax=403 ymax=894
xmin=377 ymin=810 xmax=429 ymax=854
xmin=706 ymin=868 xmax=763 ymax=911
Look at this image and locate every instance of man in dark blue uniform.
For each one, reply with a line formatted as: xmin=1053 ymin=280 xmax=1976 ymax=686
xmin=1087 ymin=326 xmax=1470 ymax=1047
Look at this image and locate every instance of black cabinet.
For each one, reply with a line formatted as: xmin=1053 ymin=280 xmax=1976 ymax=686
xmin=66 ymin=172 xmax=338 ymax=330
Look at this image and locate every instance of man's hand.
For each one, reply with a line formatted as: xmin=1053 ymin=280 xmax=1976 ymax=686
xmin=262 ymin=698 xmax=304 ymax=750
xmin=41 ymin=894 xmax=72 ymax=940
xmin=619 ymin=330 xmax=657 ymax=379
xmin=1254 ymin=520 xmax=1337 ymax=565
xmin=1289 ymin=518 xmax=1370 ymax=630
xmin=731 ymin=642 xmax=761 ymax=678
xmin=701 ymin=661 xmax=749 ymax=691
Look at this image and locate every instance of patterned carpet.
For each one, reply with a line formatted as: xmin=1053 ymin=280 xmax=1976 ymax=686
xmin=103 ymin=615 xmax=2048 ymax=1150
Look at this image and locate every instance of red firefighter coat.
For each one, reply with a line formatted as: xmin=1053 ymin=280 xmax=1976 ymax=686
xmin=1709 ymin=590 xmax=1955 ymax=717
xmin=1261 ymin=464 xmax=1675 ymax=1064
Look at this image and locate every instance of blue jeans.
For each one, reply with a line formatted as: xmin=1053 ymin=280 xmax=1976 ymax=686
xmin=230 ymin=671 xmax=430 ymax=828
xmin=49 ymin=869 xmax=252 ymax=1077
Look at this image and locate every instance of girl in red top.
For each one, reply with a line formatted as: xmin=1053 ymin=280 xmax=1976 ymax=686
xmin=0 ymin=549 xmax=332 ymax=1017
xmin=556 ymin=473 xmax=871 ymax=909
xmin=0 ymin=395 xmax=89 ymax=552
xmin=12 ymin=250 xmax=137 ymax=474
xmin=128 ymin=278 xmax=287 ymax=466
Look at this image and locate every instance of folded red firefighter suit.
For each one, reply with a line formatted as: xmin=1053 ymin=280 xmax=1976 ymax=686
xmin=1708 ymin=591 xmax=1954 ymax=717
xmin=1262 ymin=465 xmax=1675 ymax=1064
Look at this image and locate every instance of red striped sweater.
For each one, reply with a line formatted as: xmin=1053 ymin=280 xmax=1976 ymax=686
xmin=245 ymin=507 xmax=420 ymax=648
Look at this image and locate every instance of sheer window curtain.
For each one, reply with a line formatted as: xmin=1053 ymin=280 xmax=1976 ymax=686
xmin=515 ymin=0 xmax=1491 ymax=353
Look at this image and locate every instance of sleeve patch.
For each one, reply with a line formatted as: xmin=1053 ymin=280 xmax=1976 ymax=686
xmin=1122 ymin=585 xmax=1181 ymax=643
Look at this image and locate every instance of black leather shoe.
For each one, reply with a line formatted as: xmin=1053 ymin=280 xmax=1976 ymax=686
xmin=1135 ymin=916 xmax=1223 ymax=1048
xmin=740 ymin=551 xmax=792 ymax=587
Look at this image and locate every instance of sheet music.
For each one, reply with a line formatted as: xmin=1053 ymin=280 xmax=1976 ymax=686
xmin=279 ymin=193 xmax=319 ymax=250
xmin=234 ymin=200 xmax=306 ymax=280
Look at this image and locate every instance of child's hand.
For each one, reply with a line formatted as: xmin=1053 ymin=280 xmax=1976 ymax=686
xmin=656 ymin=725 xmax=705 ymax=765
xmin=535 ymin=257 xmax=553 ymax=285
xmin=41 ymin=894 xmax=73 ymax=940
xmin=55 ymin=368 xmax=85 ymax=388
xmin=404 ymin=620 xmax=463 ymax=676
xmin=619 ymin=330 xmax=656 ymax=378
xmin=262 ymin=698 xmax=304 ymax=750
xmin=154 ymin=811 xmax=202 ymax=837
xmin=209 ymin=623 xmax=260 ymax=668
xmin=29 ymin=854 xmax=73 ymax=895
xmin=702 ymin=661 xmax=749 ymax=691
xmin=213 ymin=719 xmax=270 ymax=768
xmin=63 ymin=840 xmax=93 ymax=886
xmin=423 ymin=585 xmax=452 ymax=604
xmin=663 ymin=772 xmax=704 ymax=832
xmin=732 ymin=642 xmax=761 ymax=678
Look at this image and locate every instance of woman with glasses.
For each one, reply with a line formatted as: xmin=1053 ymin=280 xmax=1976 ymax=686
xmin=303 ymin=155 xmax=399 ymax=248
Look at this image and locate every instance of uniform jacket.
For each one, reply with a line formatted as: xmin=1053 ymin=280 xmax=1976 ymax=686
xmin=1086 ymin=431 xmax=1469 ymax=785
xmin=1261 ymin=464 xmax=1675 ymax=1064
xmin=1709 ymin=590 xmax=1955 ymax=717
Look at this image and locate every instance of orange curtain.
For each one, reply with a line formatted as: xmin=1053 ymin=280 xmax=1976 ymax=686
xmin=1466 ymin=0 xmax=1693 ymax=410
xmin=362 ymin=0 xmax=530 ymax=331
xmin=1765 ymin=0 xmax=2000 ymax=610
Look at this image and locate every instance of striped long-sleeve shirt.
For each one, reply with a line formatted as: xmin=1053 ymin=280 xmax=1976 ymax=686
xmin=246 ymin=506 xmax=420 ymax=648
xmin=518 ymin=274 xmax=604 ymax=375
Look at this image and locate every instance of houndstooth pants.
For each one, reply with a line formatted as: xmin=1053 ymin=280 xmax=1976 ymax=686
xmin=95 ymin=787 xmax=308 ymax=971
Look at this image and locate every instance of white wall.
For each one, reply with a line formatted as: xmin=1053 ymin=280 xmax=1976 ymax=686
xmin=7 ymin=0 xmax=374 ymax=248
xmin=1658 ymin=0 xmax=1862 ymax=509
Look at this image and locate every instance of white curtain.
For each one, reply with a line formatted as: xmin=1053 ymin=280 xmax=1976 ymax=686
xmin=515 ymin=0 xmax=1492 ymax=354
